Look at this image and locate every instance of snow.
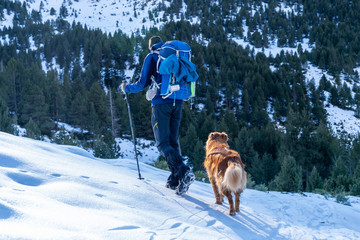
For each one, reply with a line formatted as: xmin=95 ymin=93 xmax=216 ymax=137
xmin=1 ymin=131 xmax=360 ymax=239
xmin=232 ymin=36 xmax=311 ymax=59
xmin=56 ymin=121 xmax=87 ymax=134
xmin=275 ymin=2 xmax=302 ymax=16
xmin=116 ymin=137 xmax=160 ymax=164
xmin=304 ymin=63 xmax=333 ymax=87
xmin=0 ymin=11 xmax=14 ymax=30
xmin=15 ymin=0 xmax=165 ymax=35
xmin=326 ymin=103 xmax=360 ymax=138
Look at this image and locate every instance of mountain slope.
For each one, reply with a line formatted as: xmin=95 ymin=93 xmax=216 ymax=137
xmin=15 ymin=0 xmax=166 ymax=34
xmin=3 ymin=0 xmax=360 ymax=138
xmin=1 ymin=131 xmax=360 ymax=239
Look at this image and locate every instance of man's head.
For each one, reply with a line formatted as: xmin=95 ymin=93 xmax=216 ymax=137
xmin=148 ymin=36 xmax=163 ymax=50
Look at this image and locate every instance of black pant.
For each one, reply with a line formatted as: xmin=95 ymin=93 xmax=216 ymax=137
xmin=151 ymin=102 xmax=188 ymax=185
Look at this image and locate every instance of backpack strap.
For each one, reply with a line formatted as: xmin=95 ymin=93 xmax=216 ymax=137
xmin=160 ymin=46 xmax=192 ymax=60
xmin=150 ymin=49 xmax=162 ymax=74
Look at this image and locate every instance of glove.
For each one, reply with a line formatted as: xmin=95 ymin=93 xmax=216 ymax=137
xmin=120 ymin=82 xmax=127 ymax=94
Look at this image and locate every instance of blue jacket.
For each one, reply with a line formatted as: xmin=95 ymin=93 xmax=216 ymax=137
xmin=125 ymin=43 xmax=183 ymax=105
xmin=159 ymin=54 xmax=199 ymax=83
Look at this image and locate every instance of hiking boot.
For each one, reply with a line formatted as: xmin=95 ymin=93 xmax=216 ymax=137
xmin=165 ymin=181 xmax=177 ymax=190
xmin=165 ymin=173 xmax=179 ymax=190
xmin=175 ymin=170 xmax=195 ymax=195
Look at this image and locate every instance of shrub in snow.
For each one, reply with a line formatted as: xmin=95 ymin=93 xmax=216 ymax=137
xmin=53 ymin=127 xmax=78 ymax=146
xmin=25 ymin=118 xmax=41 ymax=140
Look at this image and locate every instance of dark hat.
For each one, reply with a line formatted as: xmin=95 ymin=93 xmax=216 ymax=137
xmin=148 ymin=36 xmax=163 ymax=50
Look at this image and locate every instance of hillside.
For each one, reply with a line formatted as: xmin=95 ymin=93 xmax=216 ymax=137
xmin=1 ymin=131 xmax=360 ymax=239
xmin=1 ymin=0 xmax=360 ymax=196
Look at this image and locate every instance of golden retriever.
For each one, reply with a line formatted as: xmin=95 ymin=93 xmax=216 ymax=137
xmin=204 ymin=132 xmax=247 ymax=216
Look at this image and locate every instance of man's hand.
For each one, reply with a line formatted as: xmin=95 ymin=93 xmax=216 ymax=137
xmin=120 ymin=82 xmax=127 ymax=94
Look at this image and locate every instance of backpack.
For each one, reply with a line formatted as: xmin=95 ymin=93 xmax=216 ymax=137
xmin=153 ymin=40 xmax=198 ymax=100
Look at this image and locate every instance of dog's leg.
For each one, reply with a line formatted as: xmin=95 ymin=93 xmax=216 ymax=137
xmin=210 ymin=177 xmax=222 ymax=204
xmin=223 ymin=189 xmax=235 ymax=216
xmin=235 ymin=190 xmax=242 ymax=212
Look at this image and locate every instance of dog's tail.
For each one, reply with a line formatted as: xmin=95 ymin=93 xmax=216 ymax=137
xmin=222 ymin=162 xmax=247 ymax=192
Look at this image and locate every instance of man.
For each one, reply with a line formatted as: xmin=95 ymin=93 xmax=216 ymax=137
xmin=120 ymin=36 xmax=195 ymax=195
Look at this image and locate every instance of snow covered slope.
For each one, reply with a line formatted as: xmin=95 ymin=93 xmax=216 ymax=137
xmin=16 ymin=0 xmax=166 ymax=34
xmin=1 ymin=131 xmax=360 ymax=239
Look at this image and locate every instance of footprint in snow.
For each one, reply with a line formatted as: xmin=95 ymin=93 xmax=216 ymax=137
xmin=206 ymin=219 xmax=216 ymax=227
xmin=51 ymin=173 xmax=62 ymax=177
xmin=0 ymin=203 xmax=15 ymax=219
xmin=0 ymin=154 xmax=22 ymax=168
xmin=108 ymin=225 xmax=140 ymax=231
xmin=81 ymin=176 xmax=90 ymax=179
xmin=170 ymin=223 xmax=182 ymax=229
xmin=6 ymin=172 xmax=43 ymax=187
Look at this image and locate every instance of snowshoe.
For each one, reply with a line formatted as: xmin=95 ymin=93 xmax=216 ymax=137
xmin=175 ymin=170 xmax=195 ymax=195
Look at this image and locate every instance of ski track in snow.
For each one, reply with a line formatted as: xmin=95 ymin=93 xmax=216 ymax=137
xmin=1 ymin=131 xmax=360 ymax=239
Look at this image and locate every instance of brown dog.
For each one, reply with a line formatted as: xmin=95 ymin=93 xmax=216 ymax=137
xmin=204 ymin=132 xmax=247 ymax=216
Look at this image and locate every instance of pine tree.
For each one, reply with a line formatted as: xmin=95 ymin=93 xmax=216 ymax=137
xmin=19 ymin=82 xmax=52 ymax=135
xmin=250 ymin=152 xmax=277 ymax=185
xmin=45 ymin=70 xmax=65 ymax=129
xmin=24 ymin=117 xmax=41 ymax=140
xmin=350 ymin=163 xmax=360 ymax=196
xmin=329 ymin=85 xmax=340 ymax=106
xmin=5 ymin=58 xmax=24 ymax=117
xmin=275 ymin=155 xmax=302 ymax=192
xmin=180 ymin=123 xmax=204 ymax=171
xmin=62 ymin=75 xmax=72 ymax=123
xmin=70 ymin=92 xmax=89 ymax=133
xmin=70 ymin=77 xmax=89 ymax=132
xmin=87 ymin=102 xmax=100 ymax=134
xmin=114 ymin=92 xmax=130 ymax=137
xmin=327 ymin=156 xmax=352 ymax=192
xmin=233 ymin=128 xmax=259 ymax=177
xmin=241 ymin=89 xmax=251 ymax=122
xmin=197 ymin=110 xmax=215 ymax=142
xmin=88 ymin=82 xmax=111 ymax=130
xmin=307 ymin=166 xmax=323 ymax=192
xmin=0 ymin=97 xmax=13 ymax=134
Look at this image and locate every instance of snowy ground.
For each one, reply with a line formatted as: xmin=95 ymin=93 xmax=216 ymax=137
xmin=1 ymin=131 xmax=360 ymax=240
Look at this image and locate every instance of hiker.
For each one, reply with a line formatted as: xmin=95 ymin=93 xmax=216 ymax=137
xmin=120 ymin=36 xmax=195 ymax=195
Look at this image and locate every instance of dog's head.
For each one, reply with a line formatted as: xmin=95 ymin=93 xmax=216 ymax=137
xmin=206 ymin=132 xmax=229 ymax=149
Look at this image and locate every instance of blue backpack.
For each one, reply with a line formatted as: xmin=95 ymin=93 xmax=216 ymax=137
xmin=154 ymin=40 xmax=198 ymax=100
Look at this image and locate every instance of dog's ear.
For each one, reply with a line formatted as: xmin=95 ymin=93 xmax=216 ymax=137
xmin=209 ymin=132 xmax=218 ymax=140
xmin=220 ymin=132 xmax=228 ymax=142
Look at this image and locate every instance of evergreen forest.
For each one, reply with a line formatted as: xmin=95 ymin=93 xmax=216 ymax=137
xmin=1 ymin=0 xmax=360 ymax=197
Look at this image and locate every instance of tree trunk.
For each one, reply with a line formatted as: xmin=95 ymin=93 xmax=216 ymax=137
xmin=109 ymin=89 xmax=115 ymax=136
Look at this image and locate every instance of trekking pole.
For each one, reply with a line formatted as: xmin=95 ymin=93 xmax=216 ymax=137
xmin=124 ymin=90 xmax=144 ymax=180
